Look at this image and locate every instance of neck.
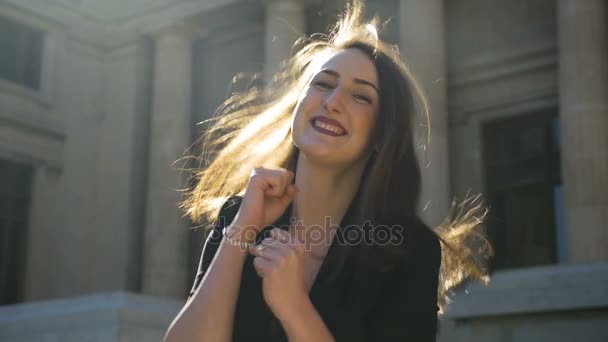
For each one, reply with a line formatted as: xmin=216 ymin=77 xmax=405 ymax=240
xmin=292 ymin=153 xmax=368 ymax=231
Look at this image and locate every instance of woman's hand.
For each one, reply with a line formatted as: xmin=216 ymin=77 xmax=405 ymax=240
xmin=230 ymin=167 xmax=297 ymax=240
xmin=249 ymin=228 xmax=309 ymax=322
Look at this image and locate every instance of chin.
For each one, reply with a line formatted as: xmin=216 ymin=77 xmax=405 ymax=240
xmin=298 ymin=144 xmax=333 ymax=160
xmin=298 ymin=145 xmax=360 ymax=168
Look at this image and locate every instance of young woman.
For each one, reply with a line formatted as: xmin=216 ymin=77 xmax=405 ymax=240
xmin=165 ymin=1 xmax=490 ymax=341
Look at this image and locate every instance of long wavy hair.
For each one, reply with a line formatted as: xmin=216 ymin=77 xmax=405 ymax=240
xmin=182 ymin=0 xmax=492 ymax=314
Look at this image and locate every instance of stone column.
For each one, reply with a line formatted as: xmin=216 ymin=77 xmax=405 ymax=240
xmin=142 ymin=24 xmax=193 ymax=297
xmin=264 ymin=0 xmax=306 ymax=82
xmin=399 ymin=0 xmax=450 ymax=227
xmin=557 ymin=0 xmax=608 ymax=262
xmin=90 ymin=39 xmax=153 ymax=294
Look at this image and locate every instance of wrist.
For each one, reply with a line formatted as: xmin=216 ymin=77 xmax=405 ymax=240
xmin=277 ymin=293 xmax=312 ymax=326
xmin=280 ymin=295 xmax=334 ymax=341
xmin=225 ymin=222 xmax=260 ymax=244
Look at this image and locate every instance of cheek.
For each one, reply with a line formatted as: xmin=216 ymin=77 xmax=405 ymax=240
xmin=298 ymin=87 xmax=320 ymax=108
xmin=351 ymin=114 xmax=378 ymax=151
xmin=293 ymin=90 xmax=319 ymax=122
xmin=291 ymin=103 xmax=311 ymax=138
xmin=352 ymin=110 xmax=377 ymax=137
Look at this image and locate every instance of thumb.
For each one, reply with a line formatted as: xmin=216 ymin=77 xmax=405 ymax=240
xmin=280 ymin=184 xmax=298 ymax=205
xmin=286 ymin=184 xmax=298 ymax=198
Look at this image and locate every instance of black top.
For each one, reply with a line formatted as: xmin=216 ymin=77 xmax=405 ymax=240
xmin=189 ymin=196 xmax=441 ymax=341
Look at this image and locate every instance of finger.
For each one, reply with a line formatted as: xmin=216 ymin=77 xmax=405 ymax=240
xmin=272 ymin=228 xmax=304 ymax=251
xmin=249 ymin=241 xmax=282 ymax=260
xmin=274 ymin=169 xmax=295 ymax=197
xmin=263 ymin=174 xmax=285 ymax=197
xmin=250 ymin=168 xmax=285 ymax=197
xmin=261 ymin=236 xmax=289 ymax=252
xmin=283 ymin=170 xmax=295 ymax=188
xmin=253 ymin=256 xmax=272 ymax=278
xmin=272 ymin=169 xmax=292 ymax=196
xmin=279 ymin=184 xmax=298 ymax=206
xmin=293 ymin=240 xmax=305 ymax=256
xmin=269 ymin=228 xmax=291 ymax=244
xmin=264 ymin=232 xmax=303 ymax=259
xmin=273 ymin=229 xmax=304 ymax=253
xmin=248 ymin=243 xmax=268 ymax=258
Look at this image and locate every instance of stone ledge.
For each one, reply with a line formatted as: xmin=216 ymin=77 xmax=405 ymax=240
xmin=445 ymin=262 xmax=608 ymax=319
xmin=0 ymin=80 xmax=63 ymax=140
xmin=0 ymin=292 xmax=182 ymax=342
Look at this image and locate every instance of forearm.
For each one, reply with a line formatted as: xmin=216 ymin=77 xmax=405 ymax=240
xmin=164 ymin=224 xmax=252 ymax=342
xmin=281 ymin=297 xmax=335 ymax=342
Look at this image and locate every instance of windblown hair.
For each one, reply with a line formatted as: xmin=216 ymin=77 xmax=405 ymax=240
xmin=182 ymin=0 xmax=492 ymax=314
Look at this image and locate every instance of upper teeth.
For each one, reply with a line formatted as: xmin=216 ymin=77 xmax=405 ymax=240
xmin=314 ymin=119 xmax=344 ymax=135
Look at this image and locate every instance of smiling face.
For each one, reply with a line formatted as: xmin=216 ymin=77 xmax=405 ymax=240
xmin=291 ymin=48 xmax=380 ymax=168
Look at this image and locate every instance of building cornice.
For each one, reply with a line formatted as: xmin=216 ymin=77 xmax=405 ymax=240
xmin=2 ymin=0 xmax=238 ymax=50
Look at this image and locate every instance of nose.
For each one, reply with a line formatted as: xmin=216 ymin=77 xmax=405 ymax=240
xmin=322 ymin=88 xmax=345 ymax=114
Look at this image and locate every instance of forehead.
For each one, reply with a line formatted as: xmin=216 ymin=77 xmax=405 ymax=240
xmin=313 ymin=48 xmax=378 ymax=85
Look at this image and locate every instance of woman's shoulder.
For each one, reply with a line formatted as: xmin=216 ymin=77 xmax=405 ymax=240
xmin=358 ymin=217 xmax=441 ymax=279
xmin=408 ymin=218 xmax=441 ymax=255
xmin=393 ymin=217 xmax=442 ymax=269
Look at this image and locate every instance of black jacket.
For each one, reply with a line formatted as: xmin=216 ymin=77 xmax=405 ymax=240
xmin=189 ymin=196 xmax=441 ymax=341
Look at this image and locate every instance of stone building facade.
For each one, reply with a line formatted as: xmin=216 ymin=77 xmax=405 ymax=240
xmin=0 ymin=0 xmax=606 ymax=341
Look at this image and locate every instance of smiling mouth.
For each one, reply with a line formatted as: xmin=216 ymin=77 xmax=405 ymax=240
xmin=310 ymin=118 xmax=347 ymax=137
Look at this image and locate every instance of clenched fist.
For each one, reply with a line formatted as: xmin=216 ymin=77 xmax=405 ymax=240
xmin=231 ymin=167 xmax=298 ymax=238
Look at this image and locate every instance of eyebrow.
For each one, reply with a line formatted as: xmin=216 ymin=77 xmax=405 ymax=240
xmin=319 ymin=69 xmax=380 ymax=95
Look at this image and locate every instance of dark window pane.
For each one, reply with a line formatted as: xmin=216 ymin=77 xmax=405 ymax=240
xmin=482 ymin=112 xmax=561 ymax=270
xmin=487 ymin=184 xmax=557 ymax=269
xmin=0 ymin=16 xmax=43 ymax=90
xmin=0 ymin=159 xmax=33 ymax=304
xmin=485 ymin=117 xmax=546 ymax=164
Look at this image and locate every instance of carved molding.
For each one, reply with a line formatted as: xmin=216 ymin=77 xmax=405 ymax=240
xmin=448 ymin=43 xmax=557 ymax=89
xmin=449 ymin=86 xmax=558 ymax=124
xmin=447 ymin=42 xmax=558 ymax=120
xmin=2 ymin=0 xmax=238 ymax=50
xmin=0 ymin=120 xmax=64 ymax=170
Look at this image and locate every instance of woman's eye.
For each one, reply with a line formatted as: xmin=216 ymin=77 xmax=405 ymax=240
xmin=353 ymin=94 xmax=372 ymax=104
xmin=314 ymin=81 xmax=333 ymax=89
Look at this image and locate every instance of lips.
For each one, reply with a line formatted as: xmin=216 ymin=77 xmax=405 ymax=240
xmin=310 ymin=116 xmax=348 ymax=136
